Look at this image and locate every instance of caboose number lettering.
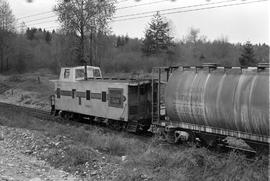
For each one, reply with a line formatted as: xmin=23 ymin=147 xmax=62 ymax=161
xmin=108 ymin=88 xmax=123 ymax=108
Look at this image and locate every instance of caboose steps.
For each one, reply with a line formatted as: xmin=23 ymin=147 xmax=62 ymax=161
xmin=126 ymin=120 xmax=138 ymax=132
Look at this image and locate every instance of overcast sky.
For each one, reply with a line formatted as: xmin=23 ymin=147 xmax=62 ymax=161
xmin=7 ymin=0 xmax=269 ymax=44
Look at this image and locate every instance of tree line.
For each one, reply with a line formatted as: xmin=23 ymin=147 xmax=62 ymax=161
xmin=0 ymin=0 xmax=268 ymax=75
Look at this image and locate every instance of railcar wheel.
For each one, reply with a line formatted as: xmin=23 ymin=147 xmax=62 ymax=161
xmin=139 ymin=124 xmax=151 ymax=132
xmin=60 ymin=111 xmax=66 ymax=119
xmin=165 ymin=127 xmax=176 ymax=144
xmin=72 ymin=113 xmax=82 ymax=122
xmin=107 ymin=119 xmax=125 ymax=131
xmin=196 ymin=134 xmax=219 ymax=148
xmin=60 ymin=111 xmax=73 ymax=120
xmin=53 ymin=110 xmax=60 ymax=116
xmin=156 ymin=127 xmax=167 ymax=141
xmin=136 ymin=119 xmax=151 ymax=133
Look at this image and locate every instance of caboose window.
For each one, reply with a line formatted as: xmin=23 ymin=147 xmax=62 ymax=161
xmin=56 ymin=88 xmax=61 ymax=98
xmin=75 ymin=69 xmax=84 ymax=79
xmin=86 ymin=90 xmax=91 ymax=100
xmin=72 ymin=89 xmax=76 ymax=99
xmin=64 ymin=69 xmax=70 ymax=79
xmin=93 ymin=69 xmax=101 ymax=78
xmin=102 ymin=91 xmax=106 ymax=102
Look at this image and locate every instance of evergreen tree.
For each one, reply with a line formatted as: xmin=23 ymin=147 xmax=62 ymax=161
xmin=124 ymin=34 xmax=129 ymax=44
xmin=142 ymin=12 xmax=173 ymax=56
xmin=116 ymin=35 xmax=129 ymax=48
xmin=239 ymin=41 xmax=257 ymax=67
xmin=116 ymin=36 xmax=123 ymax=47
xmin=25 ymin=28 xmax=37 ymax=40
xmin=45 ymin=31 xmax=52 ymax=43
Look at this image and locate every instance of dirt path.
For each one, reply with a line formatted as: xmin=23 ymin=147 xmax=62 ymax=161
xmin=0 ymin=128 xmax=79 ymax=181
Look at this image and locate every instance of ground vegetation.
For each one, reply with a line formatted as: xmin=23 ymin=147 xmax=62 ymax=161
xmin=0 ymin=104 xmax=268 ymax=180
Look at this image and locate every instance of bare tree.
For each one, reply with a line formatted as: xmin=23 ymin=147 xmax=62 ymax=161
xmin=184 ymin=27 xmax=200 ymax=44
xmin=212 ymin=35 xmax=230 ymax=58
xmin=54 ymin=0 xmax=116 ymax=66
xmin=0 ymin=0 xmax=15 ymax=72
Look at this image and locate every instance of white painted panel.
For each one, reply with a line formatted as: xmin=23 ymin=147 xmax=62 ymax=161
xmin=55 ymin=80 xmax=129 ymax=121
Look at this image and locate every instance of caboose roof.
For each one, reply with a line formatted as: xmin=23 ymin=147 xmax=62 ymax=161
xmin=79 ymin=78 xmax=153 ymax=86
xmin=52 ymin=77 xmax=158 ymax=86
xmin=61 ymin=66 xmax=100 ymax=69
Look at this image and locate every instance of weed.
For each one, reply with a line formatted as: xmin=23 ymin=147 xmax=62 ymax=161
xmin=0 ymin=108 xmax=268 ymax=180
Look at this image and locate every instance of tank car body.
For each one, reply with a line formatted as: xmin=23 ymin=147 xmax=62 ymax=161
xmin=51 ymin=66 xmax=153 ymax=131
xmin=164 ymin=65 xmax=269 ymax=145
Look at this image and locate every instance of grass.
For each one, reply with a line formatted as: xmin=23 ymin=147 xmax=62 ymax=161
xmin=0 ymin=108 xmax=268 ymax=180
xmin=0 ymin=108 xmax=144 ymax=173
xmin=117 ymin=145 xmax=269 ymax=181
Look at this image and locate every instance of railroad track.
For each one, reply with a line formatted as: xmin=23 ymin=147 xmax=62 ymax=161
xmin=0 ymin=83 xmax=10 ymax=94
xmin=0 ymin=102 xmax=153 ymax=142
xmin=0 ymin=102 xmax=265 ymax=156
xmin=0 ymin=102 xmax=55 ymax=121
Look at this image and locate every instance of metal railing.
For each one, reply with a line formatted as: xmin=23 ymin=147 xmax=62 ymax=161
xmin=151 ymin=66 xmax=179 ymax=124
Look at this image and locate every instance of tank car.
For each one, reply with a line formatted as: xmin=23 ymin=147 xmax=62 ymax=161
xmin=159 ymin=63 xmax=269 ymax=151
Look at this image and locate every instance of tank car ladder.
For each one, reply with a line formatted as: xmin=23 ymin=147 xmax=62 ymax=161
xmin=151 ymin=68 xmax=160 ymax=124
xmin=151 ymin=66 xmax=179 ymax=124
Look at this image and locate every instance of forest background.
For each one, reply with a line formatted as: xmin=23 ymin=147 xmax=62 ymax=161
xmin=0 ymin=0 xmax=269 ymax=75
